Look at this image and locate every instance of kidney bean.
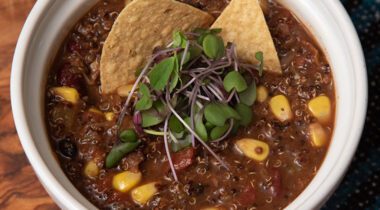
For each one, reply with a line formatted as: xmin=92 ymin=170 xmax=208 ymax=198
xmin=171 ymin=147 xmax=195 ymax=170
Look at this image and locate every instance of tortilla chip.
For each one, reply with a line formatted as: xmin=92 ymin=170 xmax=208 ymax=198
xmin=212 ymin=0 xmax=281 ymax=73
xmin=100 ymin=0 xmax=214 ymax=93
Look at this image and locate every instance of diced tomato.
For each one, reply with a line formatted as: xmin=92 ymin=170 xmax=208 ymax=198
xmin=171 ymin=147 xmax=195 ymax=170
xmin=237 ymin=185 xmax=256 ymax=206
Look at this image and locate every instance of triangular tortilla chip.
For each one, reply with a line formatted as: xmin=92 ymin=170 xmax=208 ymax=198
xmin=100 ymin=0 xmax=214 ymax=93
xmin=212 ymin=0 xmax=281 ymax=73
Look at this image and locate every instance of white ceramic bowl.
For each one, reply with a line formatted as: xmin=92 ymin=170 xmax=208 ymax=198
xmin=11 ymin=0 xmax=367 ymax=209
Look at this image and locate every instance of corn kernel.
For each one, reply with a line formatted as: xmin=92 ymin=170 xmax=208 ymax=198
xmin=117 ymin=84 xmax=135 ymax=97
xmin=131 ymin=182 xmax=158 ymax=206
xmin=112 ymin=171 xmax=142 ymax=193
xmin=309 ymin=123 xmax=328 ymax=147
xmin=84 ymin=160 xmax=99 ymax=178
xmin=89 ymin=107 xmax=103 ymax=114
xmin=51 ymin=86 xmax=80 ymax=104
xmin=257 ymin=86 xmax=268 ymax=102
xmin=269 ymin=95 xmax=293 ymax=121
xmin=235 ymin=138 xmax=270 ymax=161
xmin=105 ymin=112 xmax=115 ymax=121
xmin=308 ymin=95 xmax=331 ymax=124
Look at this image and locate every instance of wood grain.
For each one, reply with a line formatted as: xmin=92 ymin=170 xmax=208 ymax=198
xmin=0 ymin=0 xmax=59 ymax=209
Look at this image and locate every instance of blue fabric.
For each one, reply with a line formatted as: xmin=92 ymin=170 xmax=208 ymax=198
xmin=322 ymin=1 xmax=380 ymax=209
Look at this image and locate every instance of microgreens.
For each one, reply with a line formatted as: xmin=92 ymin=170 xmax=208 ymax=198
xmin=223 ymin=71 xmax=248 ymax=92
xmin=255 ymin=51 xmax=264 ymax=76
xmin=239 ymin=82 xmax=257 ymax=106
xmin=107 ymin=29 xmax=265 ymax=181
xmin=135 ymin=84 xmax=152 ymax=111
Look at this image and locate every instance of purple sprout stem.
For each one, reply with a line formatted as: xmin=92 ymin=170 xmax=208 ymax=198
xmin=207 ymin=83 xmax=225 ymax=101
xmin=175 ymin=77 xmax=196 ymax=94
xmin=208 ymin=75 xmax=224 ymax=87
xmin=165 ymin=90 xmax=229 ymax=170
xmin=180 ymin=41 xmax=190 ymax=69
xmin=226 ymin=89 xmax=236 ymax=103
xmin=201 ymin=55 xmax=212 ymax=66
xmin=189 ymin=84 xmax=199 ymax=147
xmin=163 ymin=115 xmax=178 ymax=182
xmin=116 ymin=47 xmax=182 ymax=131
xmin=201 ymin=86 xmax=215 ymax=101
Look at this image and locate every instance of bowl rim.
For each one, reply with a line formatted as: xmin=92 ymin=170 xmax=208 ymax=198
xmin=11 ymin=0 xmax=367 ymax=209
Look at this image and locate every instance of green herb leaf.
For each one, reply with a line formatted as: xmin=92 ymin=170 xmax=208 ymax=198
xmin=149 ymin=57 xmax=176 ymax=91
xmin=205 ymin=121 xmax=215 ymax=131
xmin=120 ymin=129 xmax=138 ymax=142
xmin=202 ymin=34 xmax=225 ymax=59
xmin=210 ymin=28 xmax=222 ymax=34
xmin=172 ymin=131 xmax=185 ymax=139
xmin=210 ymin=124 xmax=229 ymax=140
xmin=135 ymin=84 xmax=152 ymax=111
xmin=183 ymin=115 xmax=208 ymax=141
xmin=176 ymin=51 xmax=191 ymax=65
xmin=223 ymin=71 xmax=248 ymax=92
xmin=239 ymin=81 xmax=257 ymax=106
xmin=255 ymin=51 xmax=264 ymax=76
xmin=141 ymin=108 xmax=165 ymax=127
xmin=173 ymin=31 xmax=187 ymax=48
xmin=235 ymin=103 xmax=253 ymax=126
xmin=194 ymin=112 xmax=208 ymax=141
xmin=154 ymin=100 xmax=168 ymax=115
xmin=105 ymin=141 xmax=140 ymax=168
xmin=169 ymin=115 xmax=184 ymax=133
xmin=204 ymin=102 xmax=241 ymax=127
xmin=194 ymin=28 xmax=222 ymax=44
xmin=188 ymin=45 xmax=202 ymax=60
xmin=169 ymin=55 xmax=180 ymax=92
xmin=170 ymin=134 xmax=192 ymax=152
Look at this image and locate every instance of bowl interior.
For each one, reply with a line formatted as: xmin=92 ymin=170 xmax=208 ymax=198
xmin=11 ymin=0 xmax=367 ymax=209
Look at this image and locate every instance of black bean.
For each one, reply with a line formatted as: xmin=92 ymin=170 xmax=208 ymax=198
xmin=58 ymin=139 xmax=77 ymax=159
xmin=187 ymin=181 xmax=205 ymax=196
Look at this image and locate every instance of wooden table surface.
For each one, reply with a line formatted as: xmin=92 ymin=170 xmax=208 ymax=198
xmin=0 ymin=0 xmax=59 ymax=209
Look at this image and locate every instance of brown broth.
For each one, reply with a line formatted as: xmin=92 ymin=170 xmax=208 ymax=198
xmin=45 ymin=0 xmax=335 ymax=209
